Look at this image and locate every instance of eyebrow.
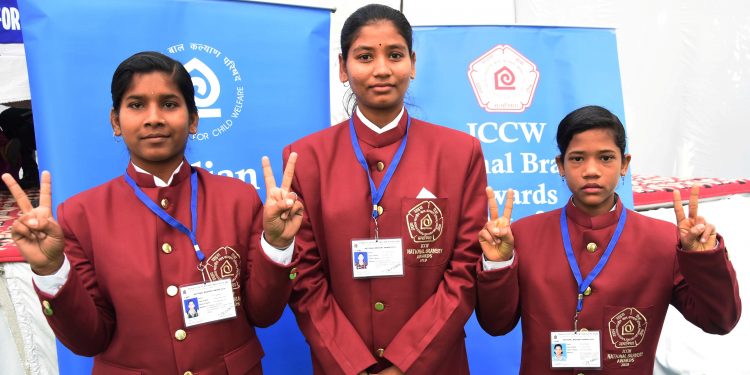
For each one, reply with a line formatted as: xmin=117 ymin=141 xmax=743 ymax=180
xmin=124 ymin=93 xmax=181 ymax=101
xmin=351 ymin=43 xmax=408 ymax=52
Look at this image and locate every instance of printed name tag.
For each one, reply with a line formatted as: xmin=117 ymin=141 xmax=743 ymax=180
xmin=550 ymin=330 xmax=601 ymax=369
xmin=180 ymin=278 xmax=237 ymax=328
xmin=351 ymin=238 xmax=404 ymax=278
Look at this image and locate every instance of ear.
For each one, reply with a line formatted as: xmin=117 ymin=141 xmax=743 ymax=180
xmin=620 ymin=154 xmax=632 ymax=176
xmin=110 ymin=108 xmax=122 ymax=136
xmin=188 ymin=112 xmax=199 ymax=134
xmin=410 ymin=51 xmax=417 ymax=79
xmin=555 ymin=155 xmax=565 ymax=176
xmin=338 ymin=53 xmax=349 ymax=83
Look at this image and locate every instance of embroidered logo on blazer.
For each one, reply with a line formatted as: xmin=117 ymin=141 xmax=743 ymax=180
xmin=608 ymin=307 xmax=648 ymax=349
xmin=406 ymin=201 xmax=444 ymax=243
xmin=205 ymin=246 xmax=241 ymax=291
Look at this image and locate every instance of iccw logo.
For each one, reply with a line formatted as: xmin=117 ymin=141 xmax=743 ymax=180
xmin=166 ymin=42 xmax=245 ymax=141
xmin=467 ymin=45 xmax=539 ymax=113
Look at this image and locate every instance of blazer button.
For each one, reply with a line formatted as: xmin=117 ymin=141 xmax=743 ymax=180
xmin=586 ymin=242 xmax=597 ymax=253
xmin=184 ymin=372 xmax=194 ymax=375
xmin=374 ymin=205 xmax=383 ymax=216
xmin=583 ymin=286 xmax=592 ymax=296
xmin=161 ymin=243 xmax=173 ymax=254
xmin=376 ymin=161 xmax=385 ymax=171
xmin=42 ymin=300 xmax=53 ymax=316
xmin=167 ymin=285 xmax=179 ymax=297
xmin=376 ymin=348 xmax=385 ymax=357
xmin=175 ymin=329 xmax=187 ymax=341
xmin=160 ymin=198 xmax=169 ymax=209
xmin=289 ymin=267 xmax=298 ymax=280
xmin=374 ymin=302 xmax=385 ymax=311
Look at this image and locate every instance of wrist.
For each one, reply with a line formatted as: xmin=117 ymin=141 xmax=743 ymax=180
xmin=263 ymin=232 xmax=291 ymax=250
xmin=31 ymin=257 xmax=64 ymax=276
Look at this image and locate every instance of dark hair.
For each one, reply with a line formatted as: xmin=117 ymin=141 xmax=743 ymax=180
xmin=556 ymin=105 xmax=627 ymax=160
xmin=554 ymin=344 xmax=563 ymax=350
xmin=111 ymin=51 xmax=197 ymax=116
xmin=340 ymin=4 xmax=413 ymax=60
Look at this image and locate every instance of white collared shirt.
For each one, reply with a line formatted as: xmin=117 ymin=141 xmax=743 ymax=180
xmin=356 ymin=106 xmax=404 ymax=134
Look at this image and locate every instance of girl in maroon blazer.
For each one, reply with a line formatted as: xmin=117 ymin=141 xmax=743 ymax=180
xmin=285 ymin=4 xmax=487 ymax=375
xmin=477 ymin=105 xmax=741 ymax=374
xmin=2 ymin=51 xmax=303 ymax=374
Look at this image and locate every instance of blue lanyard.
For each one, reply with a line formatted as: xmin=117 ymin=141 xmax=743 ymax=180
xmin=124 ymin=169 xmax=205 ymax=262
xmin=560 ymin=204 xmax=626 ymax=317
xmin=349 ymin=114 xmax=411 ymax=219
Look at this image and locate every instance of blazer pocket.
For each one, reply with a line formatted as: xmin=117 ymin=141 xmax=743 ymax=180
xmin=224 ymin=338 xmax=263 ymax=374
xmin=92 ymin=359 xmax=143 ymax=375
xmin=401 ymin=198 xmax=450 ymax=267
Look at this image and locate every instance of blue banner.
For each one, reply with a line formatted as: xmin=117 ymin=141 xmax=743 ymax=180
xmin=0 ymin=0 xmax=22 ymax=43
xmin=409 ymin=26 xmax=631 ymax=374
xmin=19 ymin=0 xmax=329 ymax=373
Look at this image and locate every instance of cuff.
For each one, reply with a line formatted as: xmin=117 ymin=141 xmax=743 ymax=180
xmin=32 ymin=256 xmax=70 ymax=297
xmin=260 ymin=231 xmax=294 ymax=266
xmin=482 ymin=251 xmax=514 ymax=271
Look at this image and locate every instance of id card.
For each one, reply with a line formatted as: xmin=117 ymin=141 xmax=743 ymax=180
xmin=180 ymin=278 xmax=237 ymax=328
xmin=550 ymin=330 xmax=601 ymax=369
xmin=351 ymin=238 xmax=404 ymax=278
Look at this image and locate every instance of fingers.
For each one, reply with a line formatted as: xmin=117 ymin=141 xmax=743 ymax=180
xmin=261 ymin=156 xmax=277 ymax=196
xmin=672 ymin=189 xmax=686 ymax=224
xmin=486 ymin=187 xmax=499 ymax=220
xmin=2 ymin=173 xmax=33 ymax=213
xmin=280 ymin=152 xmax=298 ymax=192
xmin=502 ymin=189 xmax=514 ymax=221
xmin=688 ymin=184 xmax=699 ymax=220
xmin=39 ymin=171 xmax=52 ymax=211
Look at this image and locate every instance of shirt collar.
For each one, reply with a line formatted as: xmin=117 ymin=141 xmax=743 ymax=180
xmin=355 ymin=106 xmax=404 ymax=134
xmin=131 ymin=161 xmax=184 ymax=187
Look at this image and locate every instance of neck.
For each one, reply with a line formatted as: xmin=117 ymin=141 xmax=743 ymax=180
xmin=573 ymin=195 xmax=617 ymax=217
xmin=358 ymin=105 xmax=402 ymax=128
xmin=132 ymin=156 xmax=183 ymax=184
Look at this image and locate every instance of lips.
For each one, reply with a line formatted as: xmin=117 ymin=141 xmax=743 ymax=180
xmin=142 ymin=133 xmax=169 ymax=140
xmin=369 ymin=83 xmax=395 ymax=92
xmin=581 ymin=183 xmax=603 ymax=193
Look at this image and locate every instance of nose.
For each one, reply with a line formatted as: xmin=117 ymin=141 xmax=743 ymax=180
xmin=372 ymin=55 xmax=391 ymax=77
xmin=144 ymin=104 xmax=164 ymax=127
xmin=582 ymin=159 xmax=601 ymax=178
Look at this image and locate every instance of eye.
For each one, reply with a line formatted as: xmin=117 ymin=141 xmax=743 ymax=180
xmin=601 ymin=155 xmax=616 ymax=162
xmin=163 ymin=101 xmax=179 ymax=109
xmin=568 ymin=156 xmax=584 ymax=163
xmin=126 ymin=101 xmax=143 ymax=109
xmin=355 ymin=53 xmax=372 ymax=62
xmin=389 ymin=51 xmax=404 ymax=60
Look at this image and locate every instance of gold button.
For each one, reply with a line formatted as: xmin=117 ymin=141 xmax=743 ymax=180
xmin=374 ymin=302 xmax=385 ymax=311
xmin=583 ymin=286 xmax=592 ymax=296
xmin=376 ymin=161 xmax=385 ymax=171
xmin=579 ymin=328 xmax=588 ymax=332
xmin=42 ymin=300 xmax=53 ymax=316
xmin=184 ymin=372 xmax=193 ymax=375
xmin=167 ymin=285 xmax=179 ymax=297
xmin=586 ymin=242 xmax=597 ymax=252
xmin=289 ymin=267 xmax=298 ymax=280
xmin=376 ymin=205 xmax=383 ymax=216
xmin=175 ymin=329 xmax=187 ymax=341
xmin=376 ymin=348 xmax=385 ymax=357
xmin=160 ymin=198 xmax=169 ymax=209
xmin=161 ymin=243 xmax=173 ymax=254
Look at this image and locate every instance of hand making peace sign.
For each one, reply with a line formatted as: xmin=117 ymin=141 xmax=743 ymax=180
xmin=262 ymin=152 xmax=304 ymax=249
xmin=2 ymin=171 xmax=65 ymax=275
xmin=478 ymin=187 xmax=515 ymax=262
xmin=673 ymin=185 xmax=717 ymax=251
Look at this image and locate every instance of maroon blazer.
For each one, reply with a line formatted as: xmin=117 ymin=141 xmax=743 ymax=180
xmin=285 ymin=113 xmax=487 ymax=374
xmin=476 ymin=199 xmax=741 ymax=374
xmin=35 ymin=162 xmax=295 ymax=375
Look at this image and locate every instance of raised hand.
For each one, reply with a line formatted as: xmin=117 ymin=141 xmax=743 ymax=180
xmin=673 ymin=185 xmax=717 ymax=251
xmin=478 ymin=187 xmax=514 ymax=261
xmin=1 ymin=171 xmax=65 ymax=275
xmin=261 ymin=152 xmax=304 ymax=249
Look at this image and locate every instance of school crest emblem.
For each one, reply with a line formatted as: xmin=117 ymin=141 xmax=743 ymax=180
xmin=468 ymin=45 xmax=539 ymax=113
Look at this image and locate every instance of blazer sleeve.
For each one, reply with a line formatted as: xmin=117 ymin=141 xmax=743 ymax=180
xmin=33 ymin=201 xmax=116 ymax=356
xmin=475 ymin=254 xmax=521 ymax=336
xmin=382 ymin=138 xmax=486 ymax=373
xmin=285 ymin=146 xmax=378 ymax=375
xmin=243 ymin=188 xmax=295 ymax=328
xmin=671 ymin=234 xmax=741 ymax=334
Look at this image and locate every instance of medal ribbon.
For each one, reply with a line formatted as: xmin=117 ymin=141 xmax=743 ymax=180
xmin=124 ymin=169 xmax=205 ymax=262
xmin=349 ymin=114 xmax=411 ymax=219
xmin=560 ymin=204 xmax=626 ymax=316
